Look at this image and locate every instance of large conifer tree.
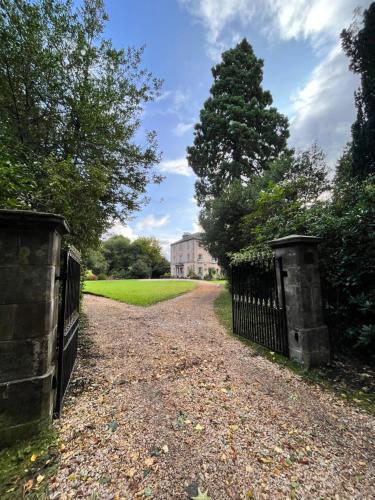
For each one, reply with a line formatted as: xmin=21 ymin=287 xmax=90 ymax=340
xmin=341 ymin=3 xmax=375 ymax=180
xmin=187 ymin=39 xmax=289 ymax=205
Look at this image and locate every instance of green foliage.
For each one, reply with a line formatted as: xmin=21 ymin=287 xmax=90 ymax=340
xmin=0 ymin=151 xmax=37 ymax=209
xmin=201 ymin=146 xmax=328 ymax=273
xmin=97 ymin=273 xmax=107 ymax=280
xmin=187 ymin=38 xmax=289 ymax=205
xmin=232 ymin=168 xmax=375 ymax=356
xmin=186 ymin=266 xmax=199 ymax=279
xmin=341 ymin=4 xmax=375 ymax=180
xmin=0 ymin=0 xmax=162 ymax=252
xmin=83 ymin=279 xmax=197 ymax=306
xmin=0 ymin=427 xmax=59 ymax=498
xmin=309 ymin=177 xmax=375 ymax=352
xmin=84 ymin=235 xmax=170 ymax=279
xmin=128 ymin=257 xmax=152 ymax=279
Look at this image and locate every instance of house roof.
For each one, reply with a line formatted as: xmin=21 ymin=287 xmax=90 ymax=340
xmin=171 ymin=232 xmax=203 ymax=246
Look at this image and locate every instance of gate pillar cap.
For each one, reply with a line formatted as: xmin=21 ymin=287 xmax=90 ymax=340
xmin=268 ymin=234 xmax=322 ymax=248
xmin=0 ymin=209 xmax=70 ymax=235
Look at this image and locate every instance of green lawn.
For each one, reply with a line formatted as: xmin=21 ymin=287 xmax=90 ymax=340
xmin=83 ymin=279 xmax=198 ymax=306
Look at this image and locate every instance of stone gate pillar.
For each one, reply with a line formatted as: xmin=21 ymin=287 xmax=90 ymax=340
xmin=269 ymin=235 xmax=330 ymax=367
xmin=0 ymin=209 xmax=69 ymax=446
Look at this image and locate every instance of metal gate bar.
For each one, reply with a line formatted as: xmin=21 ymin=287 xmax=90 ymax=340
xmin=55 ymin=247 xmax=81 ymax=417
xmin=231 ymin=256 xmax=288 ymax=355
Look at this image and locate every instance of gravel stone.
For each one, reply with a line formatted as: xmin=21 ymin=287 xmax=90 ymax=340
xmin=51 ymin=284 xmax=375 ymax=499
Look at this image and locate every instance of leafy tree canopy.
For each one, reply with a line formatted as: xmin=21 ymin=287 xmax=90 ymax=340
xmin=0 ymin=0 xmax=162 ymax=252
xmin=187 ymin=39 xmax=289 ymax=205
xmin=85 ymin=235 xmax=170 ymax=278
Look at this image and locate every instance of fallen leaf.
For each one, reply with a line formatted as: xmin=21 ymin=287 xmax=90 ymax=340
xmin=126 ymin=467 xmax=136 ymax=478
xmin=30 ymin=453 xmax=38 ymax=462
xmin=36 ymin=475 xmax=45 ymax=484
xmin=162 ymin=445 xmax=169 ymax=453
xmin=144 ymin=486 xmax=153 ymax=497
xmin=107 ymin=421 xmax=118 ymax=432
xmin=131 ymin=451 xmax=140 ymax=462
xmin=23 ymin=480 xmax=34 ymax=493
xmin=144 ymin=457 xmax=155 ymax=467
xmin=192 ymin=487 xmax=211 ymax=500
xmin=195 ymin=424 xmax=204 ymax=431
xmin=258 ymin=457 xmax=273 ymax=464
xmin=273 ymin=447 xmax=283 ymax=454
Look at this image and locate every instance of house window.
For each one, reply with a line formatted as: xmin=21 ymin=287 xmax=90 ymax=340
xmin=198 ymin=267 xmax=203 ymax=275
xmin=197 ymin=254 xmax=202 ymax=261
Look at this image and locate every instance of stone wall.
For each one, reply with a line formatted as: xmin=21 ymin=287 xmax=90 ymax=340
xmin=269 ymin=235 xmax=330 ymax=367
xmin=0 ymin=210 xmax=69 ymax=446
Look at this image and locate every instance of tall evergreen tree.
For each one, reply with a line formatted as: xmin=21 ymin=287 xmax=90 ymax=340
xmin=341 ymin=3 xmax=375 ymax=180
xmin=187 ymin=39 xmax=289 ymax=205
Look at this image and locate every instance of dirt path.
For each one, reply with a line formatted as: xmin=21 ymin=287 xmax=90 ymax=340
xmin=50 ymin=284 xmax=375 ymax=499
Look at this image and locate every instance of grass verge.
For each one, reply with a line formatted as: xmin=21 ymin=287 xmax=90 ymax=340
xmin=214 ymin=289 xmax=375 ymax=415
xmin=83 ymin=279 xmax=197 ymax=306
xmin=0 ymin=427 xmax=60 ymax=499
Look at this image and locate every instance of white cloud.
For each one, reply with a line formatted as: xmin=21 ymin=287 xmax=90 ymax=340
xmin=290 ymin=43 xmax=359 ymax=168
xmin=179 ymin=0 xmax=367 ymax=167
xmin=179 ymin=0 xmax=366 ymax=57
xmin=173 ymin=122 xmax=195 ymax=136
xmin=192 ymin=221 xmax=203 ymax=233
xmin=157 ymin=89 xmax=192 ymax=116
xmin=105 ymin=222 xmax=137 ymax=241
xmin=137 ymin=214 xmax=170 ymax=230
xmin=159 ymin=158 xmax=194 ymax=176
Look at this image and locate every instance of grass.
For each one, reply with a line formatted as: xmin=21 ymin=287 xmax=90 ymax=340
xmin=0 ymin=428 xmax=59 ymax=499
xmin=84 ymin=279 xmax=198 ymax=306
xmin=214 ymin=289 xmax=375 ymax=415
xmin=206 ymin=279 xmax=227 ymax=284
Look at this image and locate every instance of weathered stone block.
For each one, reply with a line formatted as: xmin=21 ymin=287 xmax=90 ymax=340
xmin=0 ymin=209 xmax=69 ymax=445
xmin=0 ymin=300 xmax=58 ymax=341
xmin=269 ymin=234 xmax=330 ymax=368
xmin=0 ymin=370 xmax=54 ymax=446
xmin=0 ymin=305 xmax=17 ymax=340
xmin=289 ymin=326 xmax=330 ymax=366
xmin=0 ymin=334 xmax=55 ymax=383
xmin=0 ymin=266 xmax=55 ymax=304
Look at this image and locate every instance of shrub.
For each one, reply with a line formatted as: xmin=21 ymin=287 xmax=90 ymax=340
xmin=97 ymin=273 xmax=107 ymax=280
xmin=86 ymin=272 xmax=97 ymax=281
xmin=111 ymin=269 xmax=129 ymax=280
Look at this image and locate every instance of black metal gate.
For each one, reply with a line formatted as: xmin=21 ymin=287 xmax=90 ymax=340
xmin=55 ymin=247 xmax=81 ymax=416
xmin=231 ymin=256 xmax=288 ymax=355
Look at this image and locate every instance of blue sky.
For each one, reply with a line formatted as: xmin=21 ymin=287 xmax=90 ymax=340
xmin=102 ymin=0 xmax=370 ymax=257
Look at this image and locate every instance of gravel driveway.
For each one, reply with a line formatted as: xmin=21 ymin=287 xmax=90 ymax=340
xmin=51 ymin=284 xmax=375 ymax=499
